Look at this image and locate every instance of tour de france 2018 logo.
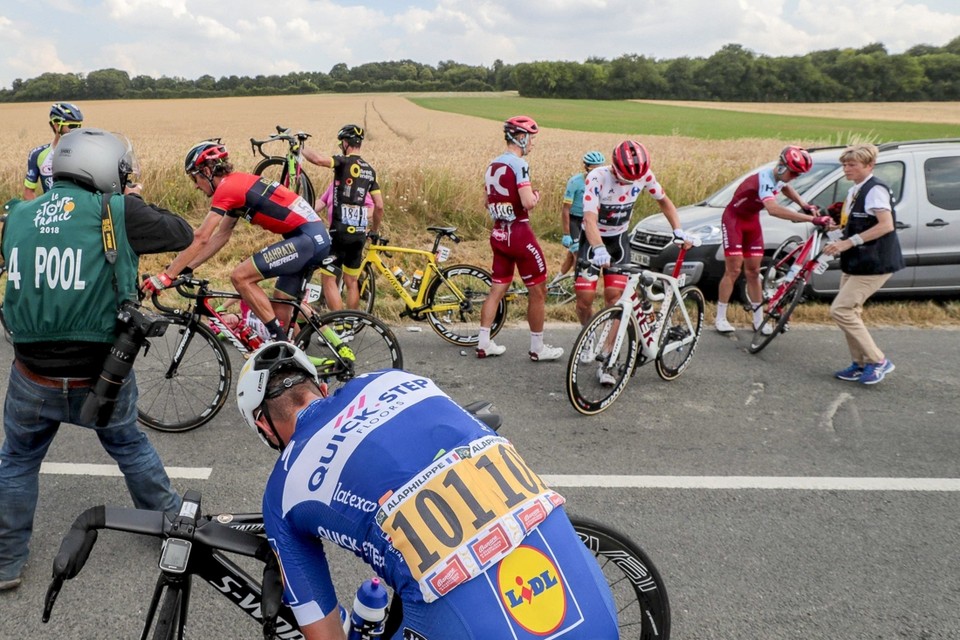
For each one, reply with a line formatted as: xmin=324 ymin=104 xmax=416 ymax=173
xmin=497 ymin=545 xmax=567 ymax=636
xmin=33 ymin=195 xmax=76 ymax=228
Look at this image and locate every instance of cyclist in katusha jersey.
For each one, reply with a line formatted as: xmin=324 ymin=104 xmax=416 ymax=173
xmin=141 ymin=139 xmax=337 ymax=347
xmin=22 ymin=102 xmax=84 ymax=200
xmin=552 ymin=150 xmax=606 ymax=286
xmin=303 ymin=124 xmax=384 ymax=311
xmin=577 ymin=142 xmax=691 ymax=359
xmin=235 ymin=343 xmax=620 ymax=640
xmin=476 ymin=116 xmax=564 ymax=362
xmin=714 ymin=145 xmax=831 ymax=335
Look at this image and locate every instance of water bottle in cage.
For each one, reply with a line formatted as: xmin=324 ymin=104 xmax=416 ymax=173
xmin=391 ymin=266 xmax=409 ymax=287
xmin=410 ymin=269 xmax=424 ymax=292
xmin=236 ymin=323 xmax=263 ymax=350
xmin=345 ymin=578 xmax=389 ymax=639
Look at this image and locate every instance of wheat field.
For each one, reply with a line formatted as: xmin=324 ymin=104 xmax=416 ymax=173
xmin=2 ymin=95 xmax=956 ymax=325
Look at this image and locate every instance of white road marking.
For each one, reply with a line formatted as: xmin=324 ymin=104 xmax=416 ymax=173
xmin=40 ymin=462 xmax=212 ymax=480
xmin=541 ymin=475 xmax=960 ymax=492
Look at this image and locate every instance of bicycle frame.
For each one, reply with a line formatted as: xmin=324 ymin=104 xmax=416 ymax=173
xmin=763 ymin=227 xmax=831 ymax=310
xmin=250 ymin=125 xmax=311 ymax=193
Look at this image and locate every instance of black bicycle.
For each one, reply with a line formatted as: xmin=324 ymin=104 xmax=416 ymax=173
xmin=42 ymin=406 xmax=670 ymax=640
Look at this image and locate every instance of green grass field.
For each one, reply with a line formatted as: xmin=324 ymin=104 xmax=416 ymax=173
xmin=410 ymin=96 xmax=957 ymax=142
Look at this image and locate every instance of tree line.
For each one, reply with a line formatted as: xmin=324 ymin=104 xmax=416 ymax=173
xmin=3 ymin=38 xmax=960 ymax=103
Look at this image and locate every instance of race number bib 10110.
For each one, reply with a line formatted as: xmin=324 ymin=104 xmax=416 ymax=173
xmin=376 ymin=436 xmax=564 ymax=602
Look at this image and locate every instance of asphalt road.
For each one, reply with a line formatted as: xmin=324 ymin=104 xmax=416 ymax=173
xmin=1 ymin=323 xmax=958 ymax=639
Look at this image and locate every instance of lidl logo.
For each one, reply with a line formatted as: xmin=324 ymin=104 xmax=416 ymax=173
xmin=497 ymin=545 xmax=566 ymax=635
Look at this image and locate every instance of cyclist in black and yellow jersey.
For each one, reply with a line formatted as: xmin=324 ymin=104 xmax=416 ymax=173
xmin=303 ymin=124 xmax=384 ymax=311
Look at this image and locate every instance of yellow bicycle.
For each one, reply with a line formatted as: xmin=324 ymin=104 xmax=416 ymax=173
xmin=335 ymin=226 xmax=507 ymax=346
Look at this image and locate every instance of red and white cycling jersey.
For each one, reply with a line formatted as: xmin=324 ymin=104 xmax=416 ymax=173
xmin=723 ymin=168 xmax=783 ymax=219
xmin=484 ymin=152 xmax=531 ymax=224
xmin=583 ymin=166 xmax=666 ymax=237
xmin=210 ymin=172 xmax=321 ymax=236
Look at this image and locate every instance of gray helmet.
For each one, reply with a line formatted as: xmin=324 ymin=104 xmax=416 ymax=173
xmin=52 ymin=128 xmax=139 ymax=193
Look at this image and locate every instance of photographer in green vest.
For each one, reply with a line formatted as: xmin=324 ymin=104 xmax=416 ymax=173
xmin=0 ymin=128 xmax=193 ymax=592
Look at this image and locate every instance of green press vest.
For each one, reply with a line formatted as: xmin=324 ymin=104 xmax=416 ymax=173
xmin=2 ymin=182 xmax=139 ymax=343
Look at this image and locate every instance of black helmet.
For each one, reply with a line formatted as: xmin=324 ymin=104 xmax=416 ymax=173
xmin=337 ymin=124 xmax=364 ymax=146
xmin=49 ymin=102 xmax=84 ymax=127
xmin=52 ymin=128 xmax=139 ymax=193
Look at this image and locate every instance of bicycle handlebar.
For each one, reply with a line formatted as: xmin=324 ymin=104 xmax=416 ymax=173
xmin=250 ymin=125 xmax=312 ymax=159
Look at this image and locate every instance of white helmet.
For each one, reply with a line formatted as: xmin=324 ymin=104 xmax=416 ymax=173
xmin=236 ymin=342 xmax=319 ymax=447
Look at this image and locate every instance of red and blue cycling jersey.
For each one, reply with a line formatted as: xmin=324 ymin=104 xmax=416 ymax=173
xmin=723 ymin=168 xmax=783 ymax=219
xmin=211 ymin=172 xmax=322 ymax=236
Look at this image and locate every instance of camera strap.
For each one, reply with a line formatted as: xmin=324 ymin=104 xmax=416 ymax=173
xmin=100 ymin=193 xmax=118 ymax=265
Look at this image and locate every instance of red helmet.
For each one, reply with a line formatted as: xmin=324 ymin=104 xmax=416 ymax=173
xmin=611 ymin=140 xmax=650 ymax=182
xmin=778 ymin=145 xmax=813 ymax=174
xmin=503 ymin=115 xmax=539 ymax=137
xmin=184 ymin=139 xmax=228 ymax=174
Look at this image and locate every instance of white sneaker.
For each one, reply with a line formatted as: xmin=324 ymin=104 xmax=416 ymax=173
xmin=530 ymin=344 xmax=564 ymax=362
xmin=476 ymin=341 xmax=506 ymax=358
xmin=579 ymin=334 xmax=597 ymax=363
xmin=753 ymin=321 xmax=774 ymax=336
xmin=715 ymin=318 xmax=736 ymax=333
xmin=597 ymin=367 xmax=616 ymax=386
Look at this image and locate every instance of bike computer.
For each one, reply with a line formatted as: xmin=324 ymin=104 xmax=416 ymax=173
xmin=158 ymin=538 xmax=192 ymax=573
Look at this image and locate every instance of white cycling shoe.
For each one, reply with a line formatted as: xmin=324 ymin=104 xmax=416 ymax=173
xmin=529 ymin=344 xmax=564 ymax=362
xmin=476 ymin=341 xmax=506 ymax=358
xmin=597 ymin=367 xmax=616 ymax=386
xmin=715 ymin=318 xmax=736 ymax=333
xmin=753 ymin=321 xmax=774 ymax=336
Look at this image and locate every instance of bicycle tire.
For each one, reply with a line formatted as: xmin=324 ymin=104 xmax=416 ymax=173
xmin=253 ymin=156 xmax=316 ymax=205
xmin=294 ymin=310 xmax=402 ymax=392
xmin=151 ymin=585 xmax=182 ymax=640
xmin=424 ymin=264 xmax=505 ymax=346
xmin=135 ymin=316 xmax=232 ymax=432
xmin=547 ymin=273 xmax=576 ymax=305
xmin=570 ymin=516 xmax=671 ymax=640
xmin=758 ymin=236 xmax=803 ymax=303
xmin=566 ymin=306 xmax=639 ymax=416
xmin=748 ymin=279 xmax=805 ymax=354
xmin=655 ymin=286 xmax=704 ymax=381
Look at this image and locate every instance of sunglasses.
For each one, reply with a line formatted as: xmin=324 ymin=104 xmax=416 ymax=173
xmin=52 ymin=121 xmax=82 ymax=130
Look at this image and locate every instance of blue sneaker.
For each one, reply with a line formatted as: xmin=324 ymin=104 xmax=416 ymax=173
xmin=860 ymin=359 xmax=895 ymax=385
xmin=834 ymin=362 xmax=864 ymax=381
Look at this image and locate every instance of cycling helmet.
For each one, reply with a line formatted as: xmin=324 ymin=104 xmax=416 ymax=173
xmin=52 ymin=128 xmax=139 ymax=193
xmin=504 ymin=116 xmax=538 ymax=154
xmin=582 ymin=150 xmax=606 ymax=166
xmin=778 ymin=145 xmax=813 ymax=174
xmin=611 ymin=140 xmax=650 ymax=182
xmin=49 ymin=102 xmax=83 ymax=127
xmin=236 ymin=342 xmax=320 ymax=447
xmin=337 ymin=124 xmax=364 ymax=146
xmin=184 ymin=139 xmax=228 ymax=174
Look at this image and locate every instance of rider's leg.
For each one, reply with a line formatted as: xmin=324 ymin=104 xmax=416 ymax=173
xmin=742 ymin=255 xmax=765 ymax=327
xmin=321 ymin=273 xmax=343 ymax=311
xmin=232 ymin=259 xmax=284 ymax=339
xmin=716 ymin=255 xmax=744 ymax=329
xmin=341 ymin=273 xmax=360 ymax=310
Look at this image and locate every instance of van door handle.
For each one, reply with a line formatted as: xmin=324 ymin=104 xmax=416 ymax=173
xmin=895 ymin=221 xmax=911 ymax=230
xmin=925 ymin=219 xmax=948 ymax=228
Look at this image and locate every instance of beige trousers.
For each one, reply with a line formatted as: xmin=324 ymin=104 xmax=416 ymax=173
xmin=829 ymin=272 xmax=892 ymax=364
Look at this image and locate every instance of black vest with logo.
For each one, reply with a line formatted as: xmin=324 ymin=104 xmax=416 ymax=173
xmin=840 ymin=176 xmax=905 ymax=275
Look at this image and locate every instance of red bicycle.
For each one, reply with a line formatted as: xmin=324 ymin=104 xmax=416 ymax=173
xmin=748 ymin=219 xmax=839 ymax=354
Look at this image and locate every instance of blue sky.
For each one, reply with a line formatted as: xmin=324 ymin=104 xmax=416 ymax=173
xmin=1 ymin=0 xmax=959 ymax=90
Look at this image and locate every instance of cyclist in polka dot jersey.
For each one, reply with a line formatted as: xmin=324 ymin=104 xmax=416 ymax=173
xmin=575 ymin=140 xmax=691 ymax=328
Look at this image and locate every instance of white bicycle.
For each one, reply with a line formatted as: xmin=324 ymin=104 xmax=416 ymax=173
xmin=566 ymin=242 xmax=705 ymax=415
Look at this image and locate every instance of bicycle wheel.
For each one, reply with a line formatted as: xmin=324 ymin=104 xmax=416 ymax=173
xmin=758 ymin=236 xmax=803 ymax=303
xmin=566 ymin=306 xmax=639 ymax=416
xmin=570 ymin=516 xmax=671 ymax=640
xmin=748 ymin=280 xmax=805 ymax=354
xmin=425 ymin=264 xmax=505 ymax=346
xmin=295 ymin=311 xmax=402 ymax=393
xmin=547 ymin=273 xmax=576 ymax=305
xmin=151 ymin=585 xmax=182 ymax=640
xmin=253 ymin=157 xmax=316 ymax=204
xmin=135 ymin=316 xmax=232 ymax=432
xmin=655 ymin=286 xmax=704 ymax=381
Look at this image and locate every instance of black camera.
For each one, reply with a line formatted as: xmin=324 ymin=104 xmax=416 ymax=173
xmin=80 ymin=301 xmax=170 ymax=426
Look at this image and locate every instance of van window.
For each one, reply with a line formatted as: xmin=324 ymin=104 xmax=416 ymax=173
xmin=809 ymin=161 xmax=905 ymax=210
xmin=924 ymin=156 xmax=960 ymax=210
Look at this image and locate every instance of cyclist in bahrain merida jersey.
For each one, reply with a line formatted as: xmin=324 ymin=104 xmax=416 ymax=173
xmin=235 ymin=342 xmax=620 ymax=640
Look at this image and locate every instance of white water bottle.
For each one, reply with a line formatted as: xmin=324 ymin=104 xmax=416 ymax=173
xmin=785 ymin=261 xmax=802 ymax=281
xmin=345 ymin=578 xmax=389 ymax=639
xmin=391 ymin=266 xmax=409 ymax=287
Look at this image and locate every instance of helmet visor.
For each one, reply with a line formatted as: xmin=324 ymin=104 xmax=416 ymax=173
xmin=115 ymin=133 xmax=141 ymax=186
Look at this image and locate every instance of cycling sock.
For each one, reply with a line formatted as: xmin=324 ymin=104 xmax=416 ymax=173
xmin=716 ymin=302 xmax=729 ymax=322
xmin=265 ymin=319 xmax=285 ymax=342
xmin=530 ymin=331 xmax=544 ymax=353
xmin=477 ymin=327 xmax=491 ymax=350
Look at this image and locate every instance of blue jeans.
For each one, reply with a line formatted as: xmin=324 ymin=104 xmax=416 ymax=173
xmin=0 ymin=364 xmax=180 ymax=581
